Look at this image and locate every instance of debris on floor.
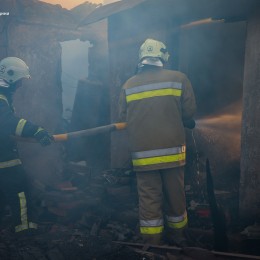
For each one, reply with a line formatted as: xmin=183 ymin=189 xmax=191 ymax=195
xmin=0 ymin=161 xmax=259 ymax=259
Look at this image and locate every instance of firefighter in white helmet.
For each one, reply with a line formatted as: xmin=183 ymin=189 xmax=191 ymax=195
xmin=0 ymin=57 xmax=53 ymax=235
xmin=119 ymin=39 xmax=196 ymax=246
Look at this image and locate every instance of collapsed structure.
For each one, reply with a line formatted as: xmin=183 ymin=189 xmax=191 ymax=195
xmin=0 ymin=0 xmax=259 ymax=253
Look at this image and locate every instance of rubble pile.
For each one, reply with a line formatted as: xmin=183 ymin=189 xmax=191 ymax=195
xmin=0 ymin=162 xmax=143 ymax=259
xmin=0 ymin=161 xmax=259 ymax=259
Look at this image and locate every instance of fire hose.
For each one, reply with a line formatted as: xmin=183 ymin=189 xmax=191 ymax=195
xmin=14 ymin=119 xmax=195 ymax=143
xmin=13 ymin=122 xmax=127 ymax=143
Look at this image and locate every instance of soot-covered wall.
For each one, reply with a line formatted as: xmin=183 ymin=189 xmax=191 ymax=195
xmin=179 ymin=21 xmax=246 ymax=116
xmin=179 ymin=21 xmax=246 ymax=190
xmin=3 ymin=23 xmax=65 ymax=186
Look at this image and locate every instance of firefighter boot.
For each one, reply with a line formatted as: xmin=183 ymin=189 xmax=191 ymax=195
xmin=167 ymin=227 xmax=188 ymax=247
xmin=142 ymin=233 xmax=163 ymax=245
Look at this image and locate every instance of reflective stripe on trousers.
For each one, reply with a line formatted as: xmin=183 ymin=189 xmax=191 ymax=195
xmin=140 ymin=218 xmax=164 ymax=235
xmin=167 ymin=211 xmax=188 ymax=229
xmin=15 ymin=192 xmax=37 ymax=233
xmin=132 ymin=146 xmax=186 ymax=167
xmin=0 ymin=159 xmax=22 ymax=169
xmin=125 ymin=81 xmax=182 ymax=103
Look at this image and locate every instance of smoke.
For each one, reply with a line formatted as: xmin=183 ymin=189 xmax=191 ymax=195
xmin=60 ymin=39 xmax=92 ymax=121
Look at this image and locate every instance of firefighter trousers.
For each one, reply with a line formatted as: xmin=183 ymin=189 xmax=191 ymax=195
xmin=136 ymin=167 xmax=187 ymax=244
xmin=0 ymin=165 xmax=37 ymax=233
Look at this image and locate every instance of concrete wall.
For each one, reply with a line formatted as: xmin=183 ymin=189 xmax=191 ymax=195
xmin=240 ymin=7 xmax=260 ymax=222
xmin=6 ymin=23 xmax=65 ymax=186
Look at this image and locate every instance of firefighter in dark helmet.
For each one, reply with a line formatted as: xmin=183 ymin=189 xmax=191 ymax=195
xmin=0 ymin=57 xmax=53 ymax=235
xmin=119 ymin=39 xmax=196 ymax=246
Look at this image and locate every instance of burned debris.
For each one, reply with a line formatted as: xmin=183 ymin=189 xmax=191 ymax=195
xmin=1 ymin=162 xmax=259 ymax=259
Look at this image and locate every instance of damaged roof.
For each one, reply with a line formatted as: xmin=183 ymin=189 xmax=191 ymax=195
xmin=1 ymin=0 xmax=77 ymax=29
xmin=80 ymin=0 xmax=260 ymax=26
xmin=79 ymin=0 xmax=147 ymax=26
xmin=0 ymin=0 xmax=95 ymax=30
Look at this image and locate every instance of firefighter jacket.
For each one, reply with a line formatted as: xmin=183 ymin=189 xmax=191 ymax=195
xmin=0 ymin=91 xmax=40 ymax=168
xmin=119 ymin=66 xmax=196 ymax=172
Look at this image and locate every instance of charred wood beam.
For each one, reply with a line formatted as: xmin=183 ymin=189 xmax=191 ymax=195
xmin=113 ymin=241 xmax=260 ymax=260
xmin=112 ymin=241 xmax=182 ymax=253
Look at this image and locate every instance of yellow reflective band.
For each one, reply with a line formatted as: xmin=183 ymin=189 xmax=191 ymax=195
xmin=34 ymin=127 xmax=44 ymax=135
xmin=140 ymin=226 xmax=164 ymax=235
xmin=15 ymin=192 xmax=29 ymax=232
xmin=0 ymin=94 xmax=9 ymax=105
xmin=15 ymin=193 xmax=37 ymax=233
xmin=168 ymin=216 xmax=188 ymax=229
xmin=20 ymin=205 xmax=27 ymax=223
xmin=126 ymin=88 xmax=182 ymax=103
xmin=0 ymin=159 xmax=22 ymax=168
xmin=19 ymin=192 xmax=28 ymax=222
xmin=15 ymin=222 xmax=37 ymax=233
xmin=29 ymin=222 xmax=38 ymax=229
xmin=125 ymin=82 xmax=182 ymax=95
xmin=133 ymin=153 xmax=185 ymax=166
xmin=15 ymin=223 xmax=29 ymax=233
xmin=16 ymin=119 xmax=27 ymax=136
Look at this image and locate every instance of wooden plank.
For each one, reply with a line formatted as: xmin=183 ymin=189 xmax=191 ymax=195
xmin=113 ymin=241 xmax=260 ymax=259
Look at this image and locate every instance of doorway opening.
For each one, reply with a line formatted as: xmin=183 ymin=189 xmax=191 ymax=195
xmin=60 ymin=39 xmax=92 ymax=122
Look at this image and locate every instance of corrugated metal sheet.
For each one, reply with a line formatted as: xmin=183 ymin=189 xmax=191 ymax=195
xmin=78 ymin=0 xmax=147 ymax=27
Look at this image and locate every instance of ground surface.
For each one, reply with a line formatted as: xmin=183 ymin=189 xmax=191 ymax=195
xmin=0 ymin=166 xmax=259 ymax=259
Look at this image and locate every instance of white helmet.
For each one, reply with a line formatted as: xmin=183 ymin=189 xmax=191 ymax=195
xmin=0 ymin=57 xmax=30 ymax=86
xmin=139 ymin=39 xmax=170 ymax=63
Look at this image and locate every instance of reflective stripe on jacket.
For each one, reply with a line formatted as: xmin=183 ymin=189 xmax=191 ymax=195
xmin=0 ymin=94 xmax=9 ymax=105
xmin=119 ymin=67 xmax=196 ymax=171
xmin=132 ymin=146 xmax=186 ymax=168
xmin=0 ymin=93 xmax=39 ymax=166
xmin=0 ymin=159 xmax=22 ymax=168
xmin=125 ymin=81 xmax=182 ymax=103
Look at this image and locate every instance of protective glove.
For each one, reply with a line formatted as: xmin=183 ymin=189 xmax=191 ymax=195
xmin=34 ymin=127 xmax=54 ymax=146
xmin=183 ymin=119 xmax=196 ymax=129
